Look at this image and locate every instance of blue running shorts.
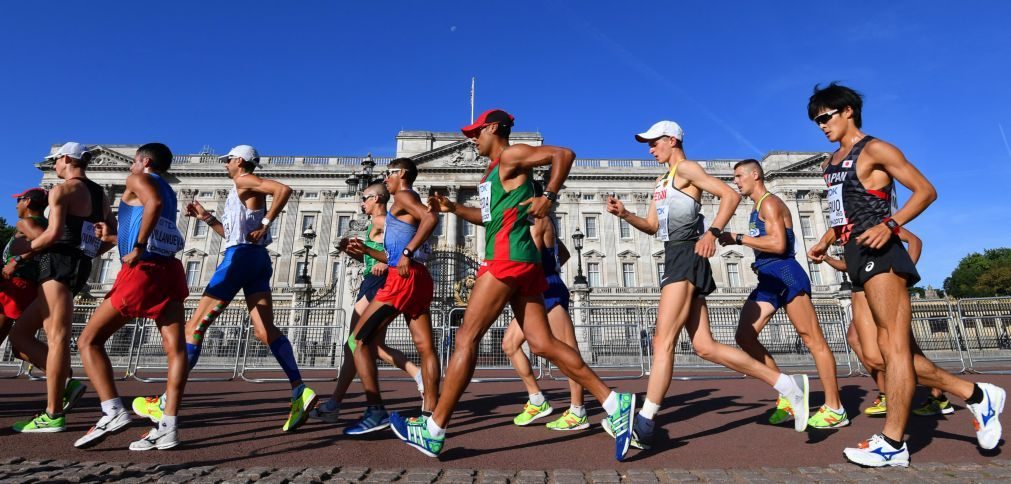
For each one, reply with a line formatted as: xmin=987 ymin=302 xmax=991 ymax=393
xmin=204 ymin=245 xmax=273 ymax=301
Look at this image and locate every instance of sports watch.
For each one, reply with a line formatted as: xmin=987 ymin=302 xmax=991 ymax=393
xmin=261 ymin=217 xmax=272 ymax=227
xmin=735 ymin=233 xmax=744 ymax=245
xmin=402 ymin=247 xmax=414 ymax=259
xmin=708 ymin=227 xmax=722 ymax=238
xmin=543 ymin=190 xmax=558 ymax=202
xmin=883 ymin=217 xmax=901 ymax=235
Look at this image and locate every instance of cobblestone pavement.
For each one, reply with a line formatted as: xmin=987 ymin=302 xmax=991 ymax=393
xmin=3 ymin=457 xmax=1011 ymax=483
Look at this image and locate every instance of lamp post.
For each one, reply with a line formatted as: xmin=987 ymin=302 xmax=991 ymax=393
xmin=571 ymin=227 xmax=587 ymax=287
xmin=297 ymin=226 xmax=316 ymax=286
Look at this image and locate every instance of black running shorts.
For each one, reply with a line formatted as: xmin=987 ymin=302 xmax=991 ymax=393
xmin=843 ymin=236 xmax=920 ymax=292
xmin=37 ymin=246 xmax=93 ymax=296
xmin=661 ymin=240 xmax=716 ymax=297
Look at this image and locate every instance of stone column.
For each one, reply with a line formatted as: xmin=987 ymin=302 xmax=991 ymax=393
xmin=177 ymin=189 xmax=197 ymax=237
xmin=202 ymin=188 xmax=230 ymax=282
xmin=445 ymin=185 xmax=460 ymax=248
xmin=570 ymin=283 xmax=592 ymax=356
xmin=314 ymin=190 xmax=337 ymax=283
xmin=275 ymin=190 xmax=303 ymax=287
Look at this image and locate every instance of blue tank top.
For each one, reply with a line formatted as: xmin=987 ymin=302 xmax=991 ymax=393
xmin=117 ymin=173 xmax=181 ymax=260
xmin=748 ymin=192 xmax=796 ymax=265
xmin=540 ymin=242 xmax=560 ymax=276
xmin=384 ymin=212 xmax=418 ymax=267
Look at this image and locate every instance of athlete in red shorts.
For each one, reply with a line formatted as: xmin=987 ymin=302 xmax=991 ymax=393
xmin=74 ymin=143 xmax=189 ymax=451
xmin=0 ymin=188 xmax=48 ymax=346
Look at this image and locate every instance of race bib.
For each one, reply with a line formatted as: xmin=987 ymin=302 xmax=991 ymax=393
xmin=478 ymin=182 xmax=492 ymax=223
xmin=79 ymin=221 xmax=101 ymax=258
xmin=749 ymin=222 xmax=760 ymax=237
xmin=655 ymin=205 xmax=670 ymax=242
xmin=147 ymin=217 xmax=185 ymax=257
xmin=827 ymin=184 xmax=847 ymax=227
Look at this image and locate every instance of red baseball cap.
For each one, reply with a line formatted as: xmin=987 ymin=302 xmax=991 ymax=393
xmin=461 ymin=109 xmax=515 ymax=138
xmin=12 ymin=188 xmax=48 ymax=208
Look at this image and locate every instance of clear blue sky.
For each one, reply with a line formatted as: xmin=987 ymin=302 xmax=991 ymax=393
xmin=2 ymin=1 xmax=1009 ymax=287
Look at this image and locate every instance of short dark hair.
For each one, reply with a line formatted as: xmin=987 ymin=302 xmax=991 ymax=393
xmin=389 ymin=158 xmax=418 ymax=184
xmin=136 ymin=143 xmax=173 ymax=172
xmin=733 ymin=159 xmax=764 ymax=181
xmin=494 ymin=123 xmax=512 ymax=139
xmin=808 ymin=82 xmax=864 ymax=128
xmin=365 ymin=181 xmax=390 ymax=203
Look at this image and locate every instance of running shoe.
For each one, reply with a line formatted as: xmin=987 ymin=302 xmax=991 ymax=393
xmin=807 ymin=406 xmax=849 ymax=429
xmin=63 ymin=378 xmax=87 ymax=413
xmin=132 ymin=395 xmax=165 ymax=423
xmin=606 ymin=392 xmax=635 ymax=461
xmin=309 ymin=399 xmax=340 ymax=423
xmin=282 ymin=385 xmax=318 ymax=432
xmin=601 ymin=417 xmax=644 ymax=449
xmin=343 ymin=405 xmax=390 ymax=435
xmin=74 ymin=411 xmax=132 ymax=448
xmin=12 ymin=413 xmax=65 ymax=433
xmin=630 ymin=414 xmax=655 ymax=450
xmin=843 ymin=434 xmax=909 ymax=467
xmin=390 ymin=412 xmax=443 ymax=458
xmin=768 ymin=395 xmax=793 ymax=425
xmin=513 ymin=400 xmax=552 ymax=426
xmin=967 ymin=383 xmax=1005 ymax=450
xmin=913 ymin=395 xmax=955 ymax=416
xmin=546 ymin=410 xmax=589 ymax=431
xmin=130 ymin=426 xmax=179 ymax=451
xmin=863 ymin=394 xmax=887 ymax=416
xmin=784 ymin=374 xmax=810 ymax=432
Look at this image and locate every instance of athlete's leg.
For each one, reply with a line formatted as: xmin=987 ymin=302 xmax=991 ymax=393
xmin=547 ymin=305 xmax=584 ymax=408
xmin=349 ymin=300 xmax=401 ymax=406
xmin=40 ymin=280 xmax=73 ymax=415
xmin=431 ymin=274 xmax=515 ymax=428
xmin=406 ymin=311 xmax=439 ymax=412
xmin=77 ymin=300 xmax=131 ymax=403
xmin=785 ymin=293 xmax=841 ymax=409
xmin=8 ymin=295 xmax=48 ymax=369
xmin=851 ymin=292 xmax=887 ymax=413
xmin=247 ymin=292 xmax=303 ymax=389
xmin=184 ymin=295 xmax=230 ymax=371
xmin=734 ymin=300 xmax=779 ymax=372
xmin=502 ymin=317 xmax=541 ymax=396
xmin=909 ymin=337 xmax=974 ymax=400
xmin=686 ymin=298 xmax=782 ymax=386
xmin=0 ymin=314 xmax=11 ymax=348
xmin=156 ymin=301 xmax=187 ymax=419
xmin=644 ymin=281 xmax=693 ymax=407
xmin=864 ymin=271 xmax=915 ymax=443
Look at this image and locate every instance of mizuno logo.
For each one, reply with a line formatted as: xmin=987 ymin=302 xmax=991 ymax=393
xmin=981 ymin=402 xmax=996 ymax=426
xmin=871 ymin=446 xmax=905 ymax=461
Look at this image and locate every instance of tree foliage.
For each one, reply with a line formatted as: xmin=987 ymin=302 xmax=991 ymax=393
xmin=943 ymin=248 xmax=1011 ymax=298
xmin=0 ymin=217 xmax=15 ymax=253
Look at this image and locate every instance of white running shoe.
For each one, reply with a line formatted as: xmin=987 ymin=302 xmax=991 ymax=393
xmin=843 ymin=433 xmax=909 ymax=467
xmin=785 ymin=374 xmax=810 ymax=432
xmin=130 ymin=426 xmax=179 ymax=451
xmin=74 ymin=410 xmax=132 ymax=448
xmin=967 ymin=382 xmax=1005 ymax=450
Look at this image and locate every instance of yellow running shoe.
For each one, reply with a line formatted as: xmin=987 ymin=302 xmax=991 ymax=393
xmin=913 ymin=395 xmax=955 ymax=416
xmin=546 ymin=410 xmax=589 ymax=431
xmin=807 ymin=405 xmax=850 ymax=429
xmin=768 ymin=395 xmax=793 ymax=425
xmin=864 ymin=394 xmax=887 ymax=416
xmin=283 ymin=385 xmax=318 ymax=432
xmin=513 ymin=401 xmax=552 ymax=426
xmin=132 ymin=395 xmax=165 ymax=423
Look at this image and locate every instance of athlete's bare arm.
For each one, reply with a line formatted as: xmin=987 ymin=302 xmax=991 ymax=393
xmin=500 ymin=144 xmax=575 ymax=219
xmin=15 ymin=218 xmax=46 ymax=242
xmin=606 ymin=175 xmax=661 ymax=235
xmin=822 ymin=254 xmax=848 ymax=272
xmin=117 ymin=173 xmax=163 ymax=266
xmin=236 ymin=175 xmax=292 ymax=243
xmin=808 ymin=227 xmax=838 ymax=262
xmin=393 ymin=190 xmax=438 ymax=277
xmin=184 ymin=200 xmax=225 ymax=238
xmin=428 ymin=192 xmax=483 ymax=225
xmin=724 ymin=195 xmax=789 ymax=254
xmin=899 ymin=228 xmax=922 ymax=264
xmin=678 ymin=160 xmax=741 ymax=257
xmin=24 ymin=185 xmax=68 ymax=256
xmin=530 ymin=217 xmax=548 ymax=252
xmin=855 ymin=141 xmax=936 ymax=250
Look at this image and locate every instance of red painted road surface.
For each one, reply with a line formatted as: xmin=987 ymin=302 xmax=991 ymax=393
xmin=0 ymin=373 xmax=1006 ymax=470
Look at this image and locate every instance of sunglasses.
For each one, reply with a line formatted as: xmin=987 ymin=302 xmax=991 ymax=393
xmin=647 ymin=136 xmax=670 ymax=148
xmin=382 ymin=168 xmax=406 ymax=178
xmin=16 ymin=196 xmax=30 ymax=202
xmin=361 ymin=194 xmax=379 ymax=202
xmin=813 ymin=109 xmax=839 ymax=125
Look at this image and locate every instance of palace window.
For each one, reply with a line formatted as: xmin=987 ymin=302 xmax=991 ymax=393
xmin=186 ymin=261 xmax=201 ymax=286
xmin=727 ymin=262 xmax=741 ymax=287
xmin=584 ymin=216 xmax=598 ymax=239
xmin=622 ymin=262 xmax=637 ymax=287
xmin=587 ymin=262 xmax=601 ymax=287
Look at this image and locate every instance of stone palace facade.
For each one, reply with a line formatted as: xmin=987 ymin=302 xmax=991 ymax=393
xmin=35 ymin=131 xmax=843 ymax=312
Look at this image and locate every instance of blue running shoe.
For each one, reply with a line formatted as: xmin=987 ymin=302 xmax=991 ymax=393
xmin=390 ymin=411 xmax=444 ymax=458
xmin=631 ymin=414 xmax=655 ymax=450
xmin=605 ymin=392 xmax=635 ymax=461
xmin=343 ymin=406 xmax=390 ymax=435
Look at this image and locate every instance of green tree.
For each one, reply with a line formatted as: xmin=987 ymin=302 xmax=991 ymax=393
xmin=943 ymin=248 xmax=1011 ymax=298
xmin=0 ymin=217 xmax=15 ymax=252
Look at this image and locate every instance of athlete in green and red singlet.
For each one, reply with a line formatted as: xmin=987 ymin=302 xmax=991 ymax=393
xmin=388 ymin=108 xmax=637 ymax=462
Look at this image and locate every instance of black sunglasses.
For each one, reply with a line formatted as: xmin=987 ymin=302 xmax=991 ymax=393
xmin=813 ymin=109 xmax=839 ymax=125
xmin=361 ymin=194 xmax=379 ymax=202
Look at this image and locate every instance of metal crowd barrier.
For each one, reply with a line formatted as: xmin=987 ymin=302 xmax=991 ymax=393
xmin=911 ymin=299 xmax=968 ymax=373
xmin=441 ymin=306 xmax=545 ymax=382
xmin=548 ymin=306 xmax=647 ymax=380
xmin=372 ymin=310 xmax=447 ymax=381
xmin=0 ymin=339 xmax=26 ymax=378
xmin=133 ymin=305 xmax=253 ymax=382
xmin=240 ymin=306 xmax=346 ymax=382
xmin=957 ymin=297 xmax=1011 ymax=374
xmin=27 ymin=305 xmax=140 ymax=381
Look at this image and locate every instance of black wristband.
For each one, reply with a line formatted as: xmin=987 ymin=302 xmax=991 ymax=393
xmin=402 ymin=247 xmax=414 ymax=259
xmin=543 ymin=191 xmax=558 ymax=202
xmin=134 ymin=242 xmax=147 ymax=250
xmin=736 ymin=233 xmax=744 ymax=245
xmin=708 ymin=227 xmax=722 ymax=237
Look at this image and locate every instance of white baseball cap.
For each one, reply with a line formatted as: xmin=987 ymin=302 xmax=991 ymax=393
xmin=635 ymin=120 xmax=684 ymax=143
xmin=45 ymin=142 xmax=91 ymax=161
xmin=218 ymin=145 xmax=261 ymax=166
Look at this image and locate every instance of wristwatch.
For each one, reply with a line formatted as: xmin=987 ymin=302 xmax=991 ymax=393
xmin=543 ymin=190 xmax=558 ymax=202
xmin=883 ymin=217 xmax=900 ymax=235
xmin=708 ymin=227 xmax=722 ymax=238
xmin=134 ymin=241 xmax=147 ymax=251
xmin=11 ymin=255 xmax=24 ymax=265
xmin=735 ymin=233 xmax=744 ymax=245
xmin=261 ymin=217 xmax=272 ymax=227
xmin=402 ymin=247 xmax=414 ymax=259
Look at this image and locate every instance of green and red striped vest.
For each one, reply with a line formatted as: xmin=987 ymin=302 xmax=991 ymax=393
xmin=479 ymin=160 xmax=539 ymax=263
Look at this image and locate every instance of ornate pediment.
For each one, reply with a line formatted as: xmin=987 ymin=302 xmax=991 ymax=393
xmin=411 ymin=140 xmax=489 ymax=169
xmin=773 ymin=152 xmax=831 ymax=175
xmin=183 ymin=248 xmax=208 ymax=257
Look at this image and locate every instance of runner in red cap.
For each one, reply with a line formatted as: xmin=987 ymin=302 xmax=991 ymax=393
xmin=389 ymin=109 xmax=637 ymax=462
xmin=0 ymin=188 xmax=48 ymax=347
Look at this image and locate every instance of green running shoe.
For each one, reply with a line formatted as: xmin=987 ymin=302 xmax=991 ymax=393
xmin=913 ymin=396 xmax=955 ymax=416
xmin=13 ymin=413 xmax=66 ymax=433
xmin=768 ymin=395 xmax=793 ymax=425
xmin=283 ymin=386 xmax=318 ymax=432
xmin=390 ymin=412 xmax=443 ymax=457
xmin=513 ymin=400 xmax=552 ymax=426
xmin=132 ymin=395 xmax=165 ymax=423
xmin=807 ymin=405 xmax=850 ymax=429
xmin=546 ymin=410 xmax=590 ymax=431
xmin=864 ymin=394 xmax=887 ymax=416
xmin=63 ymin=378 xmax=87 ymax=413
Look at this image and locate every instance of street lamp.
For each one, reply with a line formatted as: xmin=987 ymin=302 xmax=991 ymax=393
xmin=297 ymin=226 xmax=317 ymax=285
xmin=571 ymin=227 xmax=587 ymax=286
